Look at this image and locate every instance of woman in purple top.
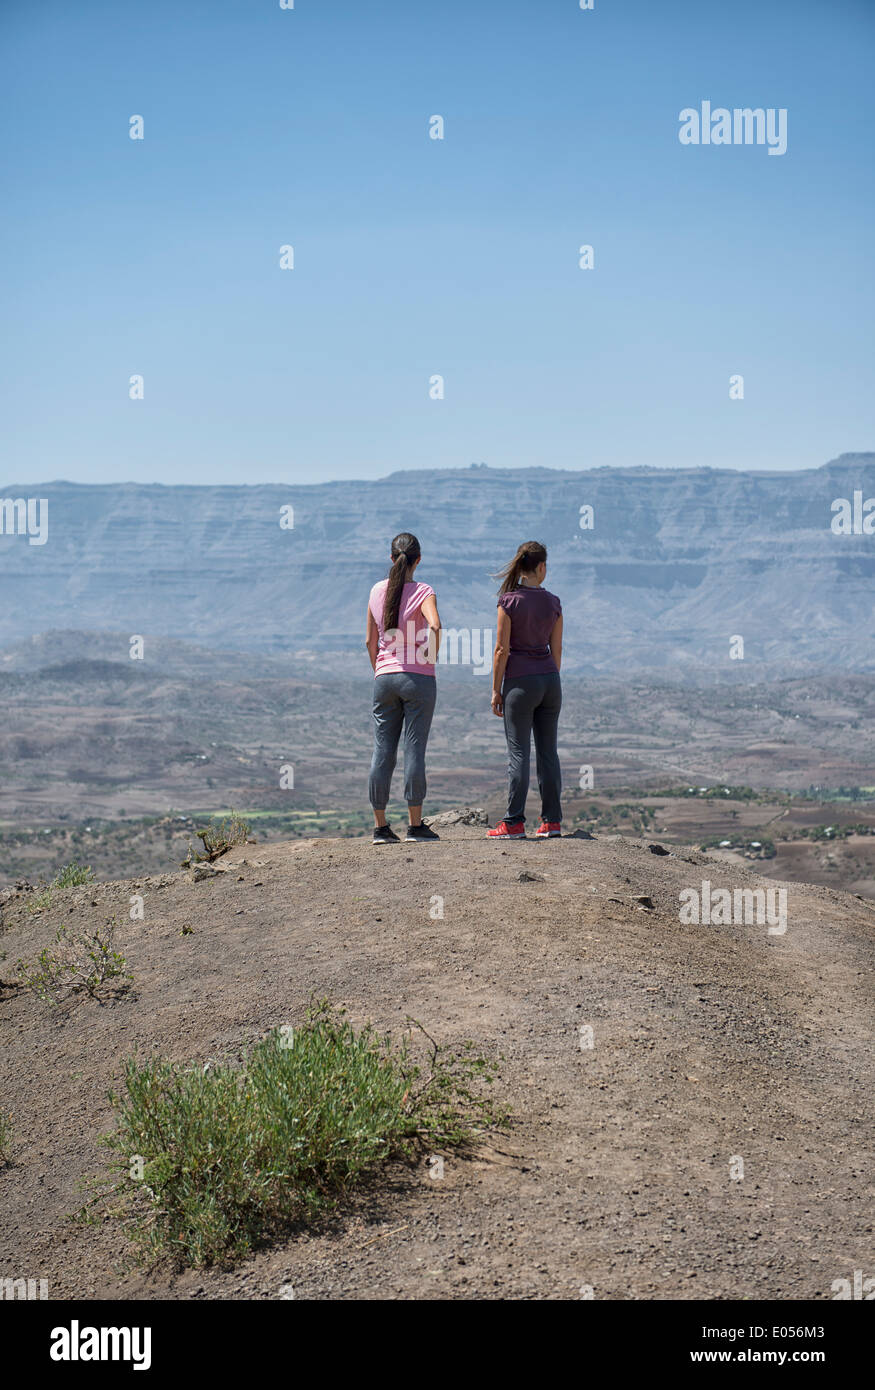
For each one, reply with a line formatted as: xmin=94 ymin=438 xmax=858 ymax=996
xmin=488 ymin=541 xmax=563 ymax=840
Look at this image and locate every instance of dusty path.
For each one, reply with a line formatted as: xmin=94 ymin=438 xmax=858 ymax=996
xmin=1 ymin=828 xmax=873 ymax=1300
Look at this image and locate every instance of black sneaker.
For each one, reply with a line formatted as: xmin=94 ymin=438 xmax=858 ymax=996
xmin=372 ymin=824 xmax=401 ymax=846
xmin=405 ymin=822 xmax=440 ymax=843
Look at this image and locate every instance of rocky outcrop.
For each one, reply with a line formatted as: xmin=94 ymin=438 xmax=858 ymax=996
xmin=425 ymin=807 xmax=489 ymax=827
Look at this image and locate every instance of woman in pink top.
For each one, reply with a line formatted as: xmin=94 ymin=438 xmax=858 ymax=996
xmin=365 ymin=533 xmax=442 ymax=845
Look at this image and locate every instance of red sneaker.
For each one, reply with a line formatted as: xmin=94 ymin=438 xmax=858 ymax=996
xmin=487 ymin=820 xmax=527 ymax=839
xmin=535 ymin=821 xmax=562 ymax=838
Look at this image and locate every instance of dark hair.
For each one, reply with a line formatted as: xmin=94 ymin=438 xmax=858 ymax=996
xmin=495 ymin=541 xmax=547 ymax=596
xmin=383 ymin=532 xmax=422 ymax=631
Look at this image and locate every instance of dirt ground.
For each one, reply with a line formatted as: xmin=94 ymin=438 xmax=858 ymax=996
xmin=1 ymin=825 xmax=873 ymax=1301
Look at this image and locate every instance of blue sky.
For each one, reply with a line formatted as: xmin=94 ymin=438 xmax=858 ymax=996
xmin=1 ymin=0 xmax=873 ymax=485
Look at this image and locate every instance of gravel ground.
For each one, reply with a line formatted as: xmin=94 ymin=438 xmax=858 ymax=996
xmin=1 ymin=826 xmax=872 ymax=1301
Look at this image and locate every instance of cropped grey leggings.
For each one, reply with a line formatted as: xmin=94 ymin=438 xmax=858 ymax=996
xmin=502 ymin=671 xmax=562 ymax=825
xmin=369 ymin=672 xmax=437 ymax=809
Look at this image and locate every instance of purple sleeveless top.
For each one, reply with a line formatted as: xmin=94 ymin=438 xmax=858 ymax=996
xmin=498 ymin=586 xmax=562 ymax=677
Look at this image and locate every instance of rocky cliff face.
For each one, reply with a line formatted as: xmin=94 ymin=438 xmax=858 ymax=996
xmin=1 ymin=454 xmax=872 ymax=674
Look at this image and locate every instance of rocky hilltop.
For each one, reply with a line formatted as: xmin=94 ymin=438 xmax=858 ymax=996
xmin=1 ymin=825 xmax=872 ymax=1299
xmin=1 ymin=453 xmax=873 ymax=673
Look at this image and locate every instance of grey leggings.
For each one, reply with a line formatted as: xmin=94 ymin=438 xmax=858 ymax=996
xmin=502 ymin=671 xmax=562 ymax=824
xmin=369 ymin=672 xmax=437 ymax=809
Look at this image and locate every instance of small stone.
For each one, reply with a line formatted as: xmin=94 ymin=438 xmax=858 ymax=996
xmin=189 ymin=862 xmax=219 ymax=882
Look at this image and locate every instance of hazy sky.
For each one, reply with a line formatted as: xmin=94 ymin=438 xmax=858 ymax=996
xmin=2 ymin=0 xmax=873 ymax=486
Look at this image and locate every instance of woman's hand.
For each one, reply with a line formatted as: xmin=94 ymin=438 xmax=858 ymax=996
xmin=491 ymin=691 xmax=503 ymax=717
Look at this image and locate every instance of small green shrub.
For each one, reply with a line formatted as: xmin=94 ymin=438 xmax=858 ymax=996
xmin=96 ymin=1000 xmax=506 ymax=1267
xmin=28 ymin=861 xmax=94 ymax=912
xmin=16 ymin=921 xmax=132 ymax=1005
xmin=54 ymin=862 xmax=94 ymax=888
xmin=183 ymin=811 xmax=250 ymax=865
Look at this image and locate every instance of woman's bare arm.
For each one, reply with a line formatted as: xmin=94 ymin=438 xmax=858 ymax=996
xmin=492 ymin=607 xmax=511 ymax=714
xmin=421 ymin=593 xmax=442 ymax=662
xmin=549 ymin=613 xmax=563 ymax=672
xmin=365 ymin=605 xmax=379 ymax=671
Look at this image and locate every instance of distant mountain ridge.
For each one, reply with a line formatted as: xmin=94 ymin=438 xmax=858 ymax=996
xmin=1 ymin=453 xmax=873 ymax=675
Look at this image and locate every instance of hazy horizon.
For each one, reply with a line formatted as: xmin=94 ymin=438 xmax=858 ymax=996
xmin=4 ymin=448 xmax=874 ymax=493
